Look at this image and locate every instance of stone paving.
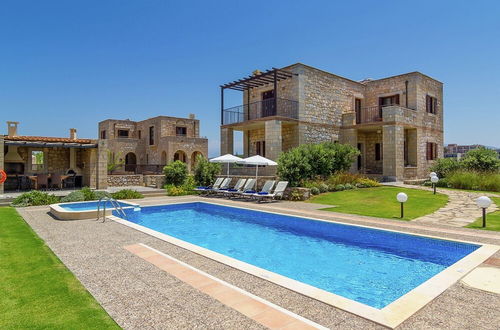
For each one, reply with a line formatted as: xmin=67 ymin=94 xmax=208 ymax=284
xmin=388 ymin=183 xmax=499 ymax=227
xmin=16 ymin=196 xmax=500 ymax=329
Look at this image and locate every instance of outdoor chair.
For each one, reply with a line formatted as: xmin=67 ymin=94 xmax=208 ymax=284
xmin=220 ymin=178 xmax=246 ymax=196
xmin=243 ymin=180 xmax=275 ymax=199
xmin=36 ymin=174 xmax=49 ymax=190
xmin=254 ymin=181 xmax=289 ymax=203
xmin=51 ymin=173 xmax=63 ymax=190
xmin=63 ymin=174 xmax=76 ymax=189
xmin=210 ymin=178 xmax=232 ymax=194
xmin=195 ymin=177 xmax=223 ymax=191
xmin=227 ymin=179 xmax=256 ymax=198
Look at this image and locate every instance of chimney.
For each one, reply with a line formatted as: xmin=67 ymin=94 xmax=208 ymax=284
xmin=188 ymin=113 xmax=195 ymax=119
xmin=69 ymin=128 xmax=77 ymax=140
xmin=7 ymin=121 xmax=19 ymax=137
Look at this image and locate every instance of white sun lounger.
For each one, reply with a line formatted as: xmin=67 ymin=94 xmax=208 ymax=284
xmin=195 ymin=177 xmax=223 ymax=192
xmin=242 ymin=180 xmax=275 ymax=199
xmin=227 ymin=179 xmax=256 ymax=198
xmin=254 ymin=181 xmax=288 ymax=202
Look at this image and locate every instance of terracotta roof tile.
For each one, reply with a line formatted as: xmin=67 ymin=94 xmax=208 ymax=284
xmin=3 ymin=135 xmax=96 ymax=144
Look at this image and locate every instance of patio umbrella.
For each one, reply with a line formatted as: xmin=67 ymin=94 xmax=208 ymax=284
xmin=237 ymin=155 xmax=278 ymax=181
xmin=209 ymin=154 xmax=243 ymax=177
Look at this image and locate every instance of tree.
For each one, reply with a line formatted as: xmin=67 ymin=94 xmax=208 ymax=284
xmin=163 ymin=161 xmax=188 ymax=186
xmin=107 ymin=151 xmax=124 ymax=173
xmin=193 ymin=155 xmax=221 ymax=186
xmin=461 ymin=147 xmax=500 ymax=172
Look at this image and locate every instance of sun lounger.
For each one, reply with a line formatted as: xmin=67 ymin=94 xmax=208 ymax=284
xmin=254 ymin=181 xmax=288 ymax=202
xmin=218 ymin=178 xmax=246 ymax=196
xmin=242 ymin=180 xmax=275 ymax=199
xmin=227 ymin=179 xmax=256 ymax=198
xmin=208 ymin=177 xmax=232 ymax=194
xmin=195 ymin=177 xmax=223 ymax=191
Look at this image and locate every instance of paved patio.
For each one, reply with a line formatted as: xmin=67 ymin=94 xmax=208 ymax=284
xmin=17 ymin=196 xmax=500 ymax=329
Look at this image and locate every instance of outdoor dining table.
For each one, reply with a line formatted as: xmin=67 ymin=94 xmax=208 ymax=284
xmin=27 ymin=174 xmax=70 ymax=190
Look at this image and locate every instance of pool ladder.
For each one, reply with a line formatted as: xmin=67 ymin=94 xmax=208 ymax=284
xmin=96 ymin=197 xmax=127 ymax=222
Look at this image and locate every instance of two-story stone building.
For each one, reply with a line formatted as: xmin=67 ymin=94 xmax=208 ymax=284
xmin=98 ymin=115 xmax=208 ymax=173
xmin=220 ymin=63 xmax=443 ymax=181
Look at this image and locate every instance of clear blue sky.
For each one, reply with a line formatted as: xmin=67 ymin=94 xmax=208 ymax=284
xmin=1 ymin=1 xmax=499 ymax=156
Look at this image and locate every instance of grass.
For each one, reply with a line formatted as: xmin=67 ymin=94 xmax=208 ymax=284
xmin=0 ymin=207 xmax=119 ymax=329
xmin=309 ymin=186 xmax=448 ymax=220
xmin=466 ymin=197 xmax=500 ymax=231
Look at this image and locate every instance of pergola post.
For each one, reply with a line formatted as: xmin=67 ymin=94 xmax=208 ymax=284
xmin=220 ymin=86 xmax=224 ymax=125
xmin=273 ymin=69 xmax=278 ymax=115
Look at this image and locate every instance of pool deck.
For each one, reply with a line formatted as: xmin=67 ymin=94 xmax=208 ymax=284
xmin=17 ymin=196 xmax=500 ymax=329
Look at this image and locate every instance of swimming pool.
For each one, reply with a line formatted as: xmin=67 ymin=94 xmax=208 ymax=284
xmin=50 ymin=200 xmax=138 ymax=220
xmin=60 ymin=200 xmax=135 ymax=211
xmin=116 ymin=202 xmax=480 ymax=309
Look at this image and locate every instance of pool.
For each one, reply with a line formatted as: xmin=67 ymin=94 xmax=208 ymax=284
xmin=115 ymin=202 xmax=479 ymax=308
xmin=50 ymin=200 xmax=138 ymax=220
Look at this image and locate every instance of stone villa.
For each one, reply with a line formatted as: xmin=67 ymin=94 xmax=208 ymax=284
xmin=220 ymin=63 xmax=443 ymax=181
xmin=98 ymin=115 xmax=208 ymax=174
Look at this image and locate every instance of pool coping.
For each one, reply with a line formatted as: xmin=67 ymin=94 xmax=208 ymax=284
xmin=108 ymin=200 xmax=499 ymax=329
xmin=49 ymin=200 xmax=140 ymax=220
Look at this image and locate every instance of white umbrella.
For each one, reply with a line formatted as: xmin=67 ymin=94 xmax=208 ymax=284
xmin=209 ymin=154 xmax=243 ymax=176
xmin=237 ymin=155 xmax=278 ymax=180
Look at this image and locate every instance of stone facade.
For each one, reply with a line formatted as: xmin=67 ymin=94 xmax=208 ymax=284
xmin=221 ymin=63 xmax=444 ymax=181
xmin=99 ymin=115 xmax=208 ymax=173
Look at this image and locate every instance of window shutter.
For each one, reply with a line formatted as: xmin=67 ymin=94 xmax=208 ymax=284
xmin=426 ymin=95 xmax=430 ymax=113
xmin=433 ymin=143 xmax=438 ymax=160
xmin=433 ymin=98 xmax=438 ymax=114
xmin=426 ymin=142 xmax=431 ymax=160
xmin=394 ymin=94 xmax=400 ymax=105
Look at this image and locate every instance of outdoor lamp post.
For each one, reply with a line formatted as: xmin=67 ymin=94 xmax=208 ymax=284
xmin=397 ymin=192 xmax=408 ymax=218
xmin=431 ymin=175 xmax=439 ymax=195
xmin=476 ymin=196 xmax=492 ymax=228
xmin=429 ymin=172 xmax=437 ymax=178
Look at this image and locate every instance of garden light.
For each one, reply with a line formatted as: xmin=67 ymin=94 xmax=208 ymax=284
xmin=430 ymin=175 xmax=439 ymax=195
xmin=429 ymin=172 xmax=437 ymax=178
xmin=397 ymin=192 xmax=408 ymax=218
xmin=476 ymin=196 xmax=492 ymax=228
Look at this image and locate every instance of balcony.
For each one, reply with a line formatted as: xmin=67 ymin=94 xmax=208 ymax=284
xmin=353 ymin=105 xmax=416 ymax=124
xmin=222 ymin=98 xmax=299 ymax=125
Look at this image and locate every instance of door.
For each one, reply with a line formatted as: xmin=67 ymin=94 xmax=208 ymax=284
xmin=261 ymin=90 xmax=275 ymax=117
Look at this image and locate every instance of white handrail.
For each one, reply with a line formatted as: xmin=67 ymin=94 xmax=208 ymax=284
xmin=96 ymin=196 xmax=126 ymax=222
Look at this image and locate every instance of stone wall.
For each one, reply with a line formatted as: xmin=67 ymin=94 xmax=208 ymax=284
xmin=107 ymin=174 xmax=143 ymax=187
xmin=144 ymin=175 xmax=165 ymax=188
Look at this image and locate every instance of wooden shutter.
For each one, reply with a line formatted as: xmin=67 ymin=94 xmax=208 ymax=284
xmin=426 ymin=142 xmax=431 ymax=160
xmin=426 ymin=95 xmax=430 ymax=113
xmin=433 ymin=98 xmax=438 ymax=114
xmin=433 ymin=143 xmax=438 ymax=160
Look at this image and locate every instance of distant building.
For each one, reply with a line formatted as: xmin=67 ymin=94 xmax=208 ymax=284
xmin=444 ymin=144 xmax=500 ymax=159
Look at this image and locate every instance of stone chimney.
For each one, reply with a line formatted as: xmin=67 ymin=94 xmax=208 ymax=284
xmin=70 ymin=128 xmax=77 ymax=140
xmin=7 ymin=121 xmax=19 ymax=137
xmin=189 ymin=113 xmax=195 ymax=119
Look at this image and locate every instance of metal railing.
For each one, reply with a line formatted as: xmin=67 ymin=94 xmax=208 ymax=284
xmin=355 ymin=105 xmax=384 ymax=124
xmin=123 ymin=164 xmax=164 ymax=174
xmin=96 ymin=197 xmax=126 ymax=222
xmin=222 ymin=98 xmax=299 ymax=125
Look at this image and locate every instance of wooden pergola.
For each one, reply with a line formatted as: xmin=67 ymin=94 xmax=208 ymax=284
xmin=220 ymin=68 xmax=296 ymax=124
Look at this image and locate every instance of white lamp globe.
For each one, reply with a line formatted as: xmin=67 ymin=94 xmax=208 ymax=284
xmin=397 ymin=192 xmax=408 ymax=203
xmin=431 ymin=175 xmax=439 ymax=183
xmin=476 ymin=196 xmax=492 ymax=209
xmin=429 ymin=172 xmax=437 ymax=177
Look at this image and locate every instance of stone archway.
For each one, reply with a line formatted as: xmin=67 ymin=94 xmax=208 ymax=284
xmin=173 ymin=150 xmax=187 ymax=163
xmin=191 ymin=151 xmax=203 ymax=169
xmin=124 ymin=152 xmax=137 ymax=172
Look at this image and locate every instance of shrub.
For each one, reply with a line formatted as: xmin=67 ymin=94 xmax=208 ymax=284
xmin=12 ymin=191 xmax=60 ymax=207
xmin=163 ymin=161 xmax=188 ymax=186
xmin=461 ymin=147 xmax=500 ymax=172
xmin=446 ymin=170 xmax=500 ymax=192
xmin=111 ymin=189 xmax=144 ymax=199
xmin=277 ymin=142 xmax=359 ymax=186
xmin=289 ymin=190 xmax=304 ymax=201
xmin=60 ymin=191 xmax=85 ymax=203
xmin=193 ymin=155 xmax=221 ymax=186
xmin=94 ymin=191 xmax=111 ymax=200
xmin=429 ymin=158 xmax=462 ymax=178
xmin=310 ymin=187 xmax=320 ymax=195
xmin=356 ymin=178 xmax=380 ymax=188
xmin=335 ymin=184 xmax=345 ymax=191
xmin=318 ymin=183 xmax=329 ymax=193
xmin=327 ymin=184 xmax=337 ymax=192
xmin=344 ymin=183 xmax=354 ymax=190
xmin=165 ymin=185 xmax=189 ymax=196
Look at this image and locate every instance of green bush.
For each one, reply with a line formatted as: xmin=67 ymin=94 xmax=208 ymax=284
xmin=461 ymin=147 xmax=500 ymax=172
xmin=429 ymin=158 xmax=462 ymax=178
xmin=193 ymin=155 xmax=221 ymax=186
xmin=94 ymin=191 xmax=111 ymax=200
xmin=12 ymin=191 xmax=60 ymax=207
xmin=310 ymin=187 xmax=320 ymax=195
xmin=163 ymin=161 xmax=188 ymax=186
xmin=60 ymin=191 xmax=85 ymax=203
xmin=318 ymin=183 xmax=329 ymax=193
xmin=327 ymin=184 xmax=337 ymax=192
xmin=277 ymin=142 xmax=359 ymax=187
xmin=164 ymin=176 xmax=196 ymax=196
xmin=344 ymin=183 xmax=354 ymax=190
xmin=446 ymin=170 xmax=500 ymax=192
xmin=335 ymin=184 xmax=345 ymax=191
xmin=111 ymin=189 xmax=144 ymax=200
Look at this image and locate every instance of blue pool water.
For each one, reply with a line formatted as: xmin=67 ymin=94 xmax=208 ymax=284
xmin=61 ymin=201 xmax=135 ymax=211
xmin=117 ymin=202 xmax=479 ymax=309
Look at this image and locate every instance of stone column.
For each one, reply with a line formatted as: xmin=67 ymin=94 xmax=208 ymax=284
xmin=265 ymin=120 xmax=282 ymax=161
xmin=0 ymin=137 xmax=4 ymax=194
xmin=220 ymin=127 xmax=234 ymax=155
xmin=339 ymin=128 xmax=358 ymax=173
xmin=383 ymin=125 xmax=405 ymax=181
xmin=96 ymin=140 xmax=108 ymax=189
xmin=243 ymin=131 xmax=249 ymax=157
xmin=88 ymin=149 xmax=98 ymax=189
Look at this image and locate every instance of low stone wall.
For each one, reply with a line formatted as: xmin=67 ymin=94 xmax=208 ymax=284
xmin=107 ymin=174 xmax=143 ymax=187
xmin=283 ymin=187 xmax=311 ymax=201
xmin=144 ymin=175 xmax=165 ymax=188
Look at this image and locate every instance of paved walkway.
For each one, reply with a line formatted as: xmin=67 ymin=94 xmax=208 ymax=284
xmin=388 ymin=184 xmax=499 ymax=227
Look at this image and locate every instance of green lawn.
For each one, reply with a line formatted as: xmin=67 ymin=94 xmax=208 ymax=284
xmin=466 ymin=197 xmax=500 ymax=231
xmin=309 ymin=186 xmax=448 ymax=220
xmin=0 ymin=207 xmax=119 ymax=329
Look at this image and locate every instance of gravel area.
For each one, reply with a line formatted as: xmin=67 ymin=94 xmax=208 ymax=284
xmin=17 ymin=197 xmax=500 ymax=329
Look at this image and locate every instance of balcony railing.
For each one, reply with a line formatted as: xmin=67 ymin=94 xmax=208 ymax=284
xmin=355 ymin=106 xmax=384 ymax=124
xmin=123 ymin=164 xmax=164 ymax=174
xmin=222 ymin=98 xmax=299 ymax=125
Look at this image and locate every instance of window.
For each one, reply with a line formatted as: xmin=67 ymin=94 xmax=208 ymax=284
xmin=117 ymin=129 xmax=129 ymax=138
xmin=176 ymin=126 xmax=187 ymax=136
xmin=379 ymin=94 xmax=400 ymax=107
xmin=426 ymin=142 xmax=438 ymax=160
xmin=149 ymin=126 xmax=155 ymax=145
xmin=138 ymin=130 xmax=141 ymax=139
xmin=256 ymin=141 xmax=266 ymax=157
xmin=31 ymin=150 xmax=44 ymax=171
xmin=100 ymin=130 xmax=106 ymax=139
xmin=355 ymin=98 xmax=362 ymax=124
xmin=426 ymin=95 xmax=438 ymax=114
xmin=375 ymin=143 xmax=382 ymax=161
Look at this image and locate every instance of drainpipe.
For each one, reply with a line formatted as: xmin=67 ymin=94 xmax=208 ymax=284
xmin=405 ymin=80 xmax=409 ymax=108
